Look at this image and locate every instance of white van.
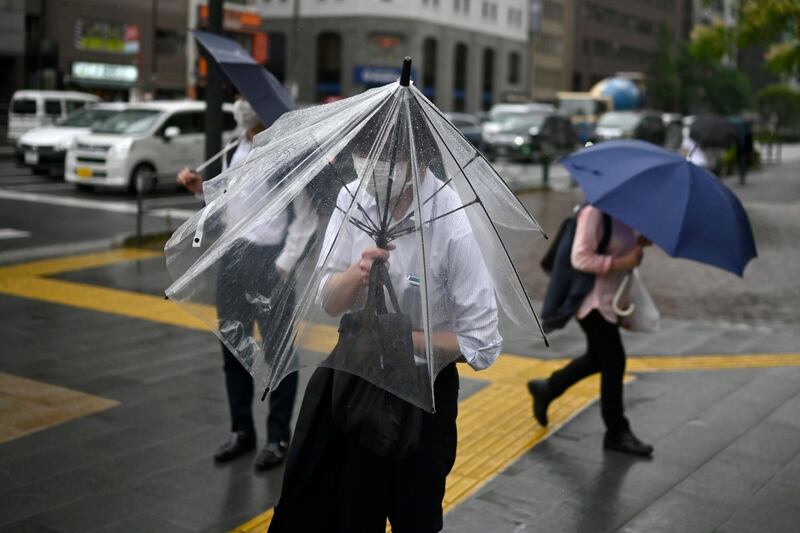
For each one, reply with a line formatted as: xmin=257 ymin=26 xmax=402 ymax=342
xmin=8 ymin=90 xmax=99 ymax=144
xmin=65 ymin=100 xmax=236 ymax=192
xmin=17 ymin=102 xmax=127 ymax=175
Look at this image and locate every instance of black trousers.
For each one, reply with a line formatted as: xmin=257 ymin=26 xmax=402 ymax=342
xmin=216 ymin=240 xmax=298 ymax=443
xmin=549 ymin=310 xmax=629 ymax=433
xmin=269 ymin=364 xmax=459 ymax=533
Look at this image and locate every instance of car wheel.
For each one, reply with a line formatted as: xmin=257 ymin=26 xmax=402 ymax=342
xmin=129 ymin=164 xmax=157 ymax=195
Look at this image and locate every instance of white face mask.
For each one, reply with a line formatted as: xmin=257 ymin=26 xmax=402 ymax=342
xmin=352 ymin=154 xmax=409 ymax=203
xmin=233 ymin=99 xmax=260 ymax=130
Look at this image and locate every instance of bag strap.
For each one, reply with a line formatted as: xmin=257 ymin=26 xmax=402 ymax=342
xmin=598 ymin=212 xmax=612 ymax=254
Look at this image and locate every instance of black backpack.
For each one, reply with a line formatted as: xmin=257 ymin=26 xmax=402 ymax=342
xmin=539 ymin=206 xmax=612 ymax=333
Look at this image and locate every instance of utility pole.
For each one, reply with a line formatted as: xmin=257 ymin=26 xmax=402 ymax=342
xmin=204 ymin=0 xmax=224 ymax=178
xmin=288 ymin=0 xmax=301 ymax=100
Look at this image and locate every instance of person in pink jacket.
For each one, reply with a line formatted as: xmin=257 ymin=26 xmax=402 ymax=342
xmin=528 ymin=205 xmax=654 ymax=456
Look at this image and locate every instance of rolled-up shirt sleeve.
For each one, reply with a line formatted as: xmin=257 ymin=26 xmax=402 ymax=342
xmin=447 ymin=232 xmax=502 ymax=370
xmin=570 ymin=205 xmax=613 ymax=275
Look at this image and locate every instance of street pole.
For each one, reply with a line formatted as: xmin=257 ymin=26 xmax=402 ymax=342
xmin=204 ymin=0 xmax=224 ymax=179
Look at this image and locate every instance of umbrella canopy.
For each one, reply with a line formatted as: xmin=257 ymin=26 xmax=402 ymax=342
xmin=192 ymin=30 xmax=295 ymax=127
xmin=561 ymin=139 xmax=757 ymax=276
xmin=689 ymin=114 xmax=739 ymax=149
xmin=164 ymin=59 xmax=547 ymax=412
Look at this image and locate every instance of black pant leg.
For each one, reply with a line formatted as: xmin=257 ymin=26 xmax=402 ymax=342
xmin=222 ymin=342 xmax=255 ymax=434
xmin=389 ymin=364 xmax=459 ymax=533
xmin=548 ymin=314 xmax=603 ymax=397
xmin=256 ymin=259 xmax=298 ymax=445
xmin=267 ymin=371 xmax=297 ymax=444
xmin=580 ymin=311 xmax=629 ymax=433
xmin=216 ymin=241 xmax=257 ymax=435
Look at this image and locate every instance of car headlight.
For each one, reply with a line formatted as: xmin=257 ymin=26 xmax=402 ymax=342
xmin=109 ymin=140 xmax=133 ymax=157
xmin=514 ymin=136 xmax=526 ymax=146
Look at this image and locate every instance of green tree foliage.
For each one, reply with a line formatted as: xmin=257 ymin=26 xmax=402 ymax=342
xmin=738 ymin=0 xmax=800 ymax=77
xmin=647 ymin=23 xmax=751 ymax=114
xmin=756 ymin=84 xmax=800 ymax=127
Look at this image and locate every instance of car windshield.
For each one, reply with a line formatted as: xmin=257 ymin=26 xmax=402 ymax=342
xmin=500 ymin=113 xmax=547 ymax=133
xmin=92 ymin=109 xmax=161 ymax=134
xmin=597 ymin=112 xmax=639 ymax=129
xmin=58 ymin=108 xmax=119 ymax=128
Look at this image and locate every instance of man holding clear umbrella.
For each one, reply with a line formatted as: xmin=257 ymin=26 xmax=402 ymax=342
xmin=165 ymin=58 xmax=550 ymax=531
xmin=177 ymin=99 xmax=318 ymax=469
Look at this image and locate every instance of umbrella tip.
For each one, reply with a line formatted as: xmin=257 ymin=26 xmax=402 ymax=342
xmin=400 ymin=57 xmax=412 ymax=86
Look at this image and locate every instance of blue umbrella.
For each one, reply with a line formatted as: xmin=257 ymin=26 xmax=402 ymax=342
xmin=561 ymin=139 xmax=757 ymax=276
xmin=192 ymin=30 xmax=295 ymax=127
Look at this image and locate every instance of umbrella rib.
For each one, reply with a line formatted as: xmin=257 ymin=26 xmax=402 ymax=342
xmin=413 ymin=94 xmax=547 ymax=239
xmin=411 ymin=90 xmax=549 ymax=347
xmin=387 ymin=198 xmax=480 ymax=241
xmin=334 ymin=205 xmax=379 ymax=238
xmin=328 ymin=170 xmax=382 ymax=233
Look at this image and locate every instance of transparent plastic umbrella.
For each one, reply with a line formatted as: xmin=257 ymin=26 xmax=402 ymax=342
xmin=165 ymin=58 xmax=548 ymax=412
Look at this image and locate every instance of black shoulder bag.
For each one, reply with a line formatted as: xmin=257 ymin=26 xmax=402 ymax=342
xmin=329 ymin=260 xmax=424 ymax=459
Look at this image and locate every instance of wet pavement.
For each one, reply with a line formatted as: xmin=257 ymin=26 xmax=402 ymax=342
xmin=0 ymin=147 xmax=798 ymax=532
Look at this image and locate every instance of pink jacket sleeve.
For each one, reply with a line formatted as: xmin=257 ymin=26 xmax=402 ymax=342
xmin=570 ymin=206 xmax=613 ymax=275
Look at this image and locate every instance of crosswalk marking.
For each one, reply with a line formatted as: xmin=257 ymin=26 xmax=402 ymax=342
xmin=0 ymin=189 xmax=195 ymax=221
xmin=0 ymin=228 xmax=30 ymax=240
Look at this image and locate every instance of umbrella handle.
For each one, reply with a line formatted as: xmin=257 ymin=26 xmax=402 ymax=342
xmin=612 ymin=271 xmax=635 ymax=317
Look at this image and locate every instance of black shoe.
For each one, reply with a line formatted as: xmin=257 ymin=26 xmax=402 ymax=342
xmin=255 ymin=440 xmax=289 ymax=471
xmin=214 ymin=431 xmax=256 ymax=463
xmin=527 ymin=379 xmax=552 ymax=427
xmin=604 ymin=429 xmax=653 ymax=457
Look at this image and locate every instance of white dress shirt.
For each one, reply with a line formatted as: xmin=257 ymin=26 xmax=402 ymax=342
xmin=317 ymin=169 xmax=502 ymax=371
xmin=222 ymin=134 xmax=319 ymax=273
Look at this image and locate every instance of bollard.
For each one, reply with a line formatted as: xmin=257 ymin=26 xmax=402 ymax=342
xmin=136 ymin=174 xmax=144 ymax=242
xmin=541 ymin=154 xmax=550 ymax=189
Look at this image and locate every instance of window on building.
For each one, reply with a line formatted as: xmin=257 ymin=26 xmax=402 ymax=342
xmin=543 ymin=0 xmax=563 ymax=21
xmin=423 ymin=37 xmax=438 ymax=102
xmin=482 ymin=48 xmax=494 ymax=111
xmin=317 ymin=32 xmax=342 ymax=101
xmin=508 ymin=51 xmax=520 ymax=85
xmin=453 ymin=43 xmax=468 ymax=112
xmin=155 ymin=30 xmax=185 ymax=56
xmin=454 ymin=0 xmax=461 ymax=11
xmin=464 ymin=0 xmax=470 ymax=14
xmin=266 ymin=32 xmax=287 ymax=82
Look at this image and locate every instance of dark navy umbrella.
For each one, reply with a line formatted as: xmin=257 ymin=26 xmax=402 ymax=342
xmin=561 ymin=139 xmax=757 ymax=276
xmin=193 ymin=30 xmax=295 ymax=127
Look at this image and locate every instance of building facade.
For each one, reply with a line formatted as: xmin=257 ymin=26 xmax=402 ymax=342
xmin=529 ymin=0 xmax=574 ymax=101
xmin=569 ymin=0 xmax=687 ymax=91
xmin=188 ymin=0 xmax=531 ymax=112
xmin=21 ymin=0 xmax=188 ymax=101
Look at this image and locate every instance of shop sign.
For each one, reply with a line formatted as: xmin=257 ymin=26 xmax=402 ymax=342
xmin=354 ymin=66 xmax=417 ymax=86
xmin=74 ymin=18 xmax=140 ymax=54
xmin=72 ymin=62 xmax=138 ymax=84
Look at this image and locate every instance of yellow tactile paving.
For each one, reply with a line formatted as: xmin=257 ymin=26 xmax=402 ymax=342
xmin=0 ymin=372 xmax=119 ymax=445
xmin=0 ymin=249 xmax=161 ymax=279
xmin=1 ymin=248 xmax=800 ymax=532
xmin=629 ymin=353 xmax=800 ymax=372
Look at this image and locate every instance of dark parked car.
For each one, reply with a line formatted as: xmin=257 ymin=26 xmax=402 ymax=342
xmin=444 ymin=112 xmax=483 ymax=150
xmin=591 ymin=111 xmax=666 ymax=146
xmin=483 ymin=112 xmax=578 ymax=162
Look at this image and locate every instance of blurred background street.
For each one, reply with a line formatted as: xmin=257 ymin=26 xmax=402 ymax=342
xmin=1 ymin=0 xmax=799 ymax=532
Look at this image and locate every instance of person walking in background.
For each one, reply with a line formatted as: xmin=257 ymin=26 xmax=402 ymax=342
xmin=528 ymin=205 xmax=654 ymax=457
xmin=177 ymin=98 xmax=319 ymax=470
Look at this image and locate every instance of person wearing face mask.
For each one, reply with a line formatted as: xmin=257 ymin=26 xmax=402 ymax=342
xmin=177 ymin=98 xmax=319 ymax=470
xmin=269 ymin=123 xmax=500 ymax=532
